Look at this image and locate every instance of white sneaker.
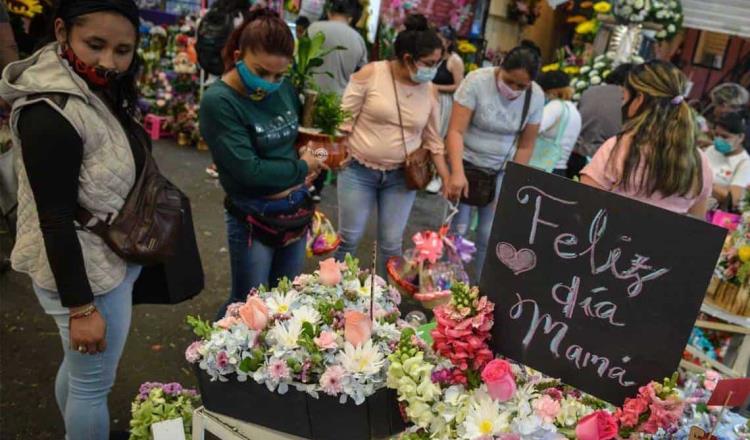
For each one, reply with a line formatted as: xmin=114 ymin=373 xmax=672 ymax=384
xmin=426 ymin=177 xmax=442 ymax=194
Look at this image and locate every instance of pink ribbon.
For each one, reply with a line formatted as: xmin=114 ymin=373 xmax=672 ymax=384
xmin=412 ymin=231 xmax=444 ymax=264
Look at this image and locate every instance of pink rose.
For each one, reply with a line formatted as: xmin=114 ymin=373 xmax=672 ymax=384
xmin=239 ymin=297 xmax=269 ymax=331
xmin=319 ymin=258 xmax=343 ymax=286
xmin=481 ymin=359 xmax=516 ymax=402
xmin=534 ymin=395 xmax=562 ymax=423
xmin=576 ymin=410 xmax=618 ymax=440
xmin=344 ymin=310 xmax=372 ymax=347
xmin=314 ymin=331 xmax=338 ymax=350
xmin=216 ymin=316 xmax=239 ymax=329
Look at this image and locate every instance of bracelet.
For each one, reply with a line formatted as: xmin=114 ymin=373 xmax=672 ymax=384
xmin=70 ymin=304 xmax=97 ymax=320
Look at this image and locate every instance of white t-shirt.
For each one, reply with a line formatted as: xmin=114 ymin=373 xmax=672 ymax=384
xmin=454 ymin=67 xmax=545 ymax=171
xmin=539 ymin=100 xmax=582 ymax=170
xmin=705 ymin=146 xmax=750 ymax=187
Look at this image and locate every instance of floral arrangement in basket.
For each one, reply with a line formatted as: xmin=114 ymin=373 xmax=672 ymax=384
xmin=386 ymin=225 xmax=476 ymax=309
xmin=186 ymin=255 xmax=406 ymax=405
xmin=129 ymin=382 xmax=199 ymax=440
xmin=386 ymin=284 xmax=726 ymax=439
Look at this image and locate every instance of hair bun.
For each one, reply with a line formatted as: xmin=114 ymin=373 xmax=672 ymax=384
xmin=246 ymin=7 xmax=280 ymax=22
xmin=403 ymin=14 xmax=429 ymax=32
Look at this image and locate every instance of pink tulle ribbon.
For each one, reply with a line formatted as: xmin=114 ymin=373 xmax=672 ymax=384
xmin=412 ymin=231 xmax=444 ymax=264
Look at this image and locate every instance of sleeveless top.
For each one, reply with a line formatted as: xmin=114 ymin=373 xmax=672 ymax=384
xmin=432 ymin=57 xmax=455 ymax=86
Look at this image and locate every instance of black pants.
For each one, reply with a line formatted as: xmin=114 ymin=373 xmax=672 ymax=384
xmin=566 ymin=152 xmax=588 ymax=179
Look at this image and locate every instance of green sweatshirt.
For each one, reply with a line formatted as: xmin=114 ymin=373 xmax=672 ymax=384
xmin=199 ymin=79 xmax=308 ymax=198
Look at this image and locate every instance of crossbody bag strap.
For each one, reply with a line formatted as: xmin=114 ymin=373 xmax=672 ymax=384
xmin=503 ymin=87 xmax=533 ymax=169
xmin=552 ymin=100 xmax=570 ymax=146
xmin=390 ymin=63 xmax=410 ymax=165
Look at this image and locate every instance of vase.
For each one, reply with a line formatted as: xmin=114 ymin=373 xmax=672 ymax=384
xmin=296 ymin=127 xmax=348 ymax=170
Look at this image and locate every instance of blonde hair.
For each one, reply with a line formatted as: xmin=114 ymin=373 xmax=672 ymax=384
xmin=612 ymin=60 xmax=702 ymax=198
xmin=546 ymin=87 xmax=574 ymax=101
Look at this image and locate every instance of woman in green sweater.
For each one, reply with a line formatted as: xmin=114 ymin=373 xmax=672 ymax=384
xmin=200 ymin=9 xmax=325 ymax=317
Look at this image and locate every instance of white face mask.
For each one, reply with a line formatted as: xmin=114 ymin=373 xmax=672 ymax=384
xmin=497 ymin=78 xmax=524 ymax=101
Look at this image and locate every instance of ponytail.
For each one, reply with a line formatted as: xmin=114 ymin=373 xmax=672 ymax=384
xmin=222 ymin=8 xmax=294 ymax=73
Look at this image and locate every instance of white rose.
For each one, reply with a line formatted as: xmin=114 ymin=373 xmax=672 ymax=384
xmin=591 ymin=76 xmax=602 ymax=85
xmin=668 ymin=24 xmax=676 ymax=32
xmin=656 ymin=10 xmax=665 ymax=18
xmin=631 ymin=14 xmax=641 ymax=21
xmin=573 ymin=93 xmax=581 ymax=101
xmin=580 ymin=66 xmax=591 ymax=74
xmin=634 ymin=0 xmax=644 ymax=9
xmin=657 ymin=30 xmax=667 ymax=38
xmin=593 ymin=62 xmax=606 ymax=70
xmin=621 ymin=5 xmax=633 ymax=15
xmin=576 ymin=81 xmax=588 ymax=90
xmin=605 ymin=51 xmax=616 ymax=59
xmin=670 ymin=1 xmax=677 ymax=7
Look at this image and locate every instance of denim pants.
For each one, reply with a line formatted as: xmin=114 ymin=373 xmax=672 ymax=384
xmin=33 ymin=264 xmax=142 ymax=440
xmin=452 ymin=173 xmax=504 ymax=282
xmin=218 ymin=193 xmax=307 ymax=319
xmin=334 ymin=160 xmax=417 ymax=276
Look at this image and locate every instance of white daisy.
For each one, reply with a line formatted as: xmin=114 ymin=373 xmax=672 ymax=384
xmin=266 ymin=290 xmax=299 ymax=315
xmin=463 ymin=391 xmax=509 ymax=439
xmin=269 ymin=318 xmax=303 ymax=351
xmin=292 ymin=305 xmax=321 ymax=324
xmin=337 ymin=340 xmax=385 ymax=376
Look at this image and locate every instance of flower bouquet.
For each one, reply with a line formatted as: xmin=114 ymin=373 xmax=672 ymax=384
xmin=185 ymin=255 xmax=407 ymax=439
xmin=615 ymin=0 xmax=649 ymax=24
xmin=707 ymin=210 xmax=750 ymax=316
xmin=570 ymin=52 xmax=644 ymax=101
xmin=650 ymin=0 xmax=683 ymax=41
xmin=307 ymin=211 xmax=341 ymax=257
xmin=387 ymin=284 xmax=725 ymax=439
xmin=387 ymin=227 xmax=475 ymax=309
xmin=129 ymin=382 xmax=199 ymax=440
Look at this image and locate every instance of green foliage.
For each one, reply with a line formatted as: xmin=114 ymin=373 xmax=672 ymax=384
xmin=312 ymin=91 xmax=350 ymax=136
xmin=186 ymin=315 xmax=213 ymax=340
xmin=289 ymin=31 xmax=346 ymax=92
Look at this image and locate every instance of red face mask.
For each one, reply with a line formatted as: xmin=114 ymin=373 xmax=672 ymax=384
xmin=61 ymin=45 xmax=121 ymax=88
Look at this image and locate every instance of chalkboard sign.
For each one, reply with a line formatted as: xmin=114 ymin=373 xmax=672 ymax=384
xmin=481 ymin=163 xmax=726 ymax=404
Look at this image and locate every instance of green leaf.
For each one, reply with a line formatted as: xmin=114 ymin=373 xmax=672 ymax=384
xmin=301 ymin=322 xmax=316 ymax=338
xmin=308 ymin=58 xmax=324 ymax=68
xmin=239 ymin=357 xmax=253 ymax=373
xmin=309 ymin=31 xmax=326 ymax=58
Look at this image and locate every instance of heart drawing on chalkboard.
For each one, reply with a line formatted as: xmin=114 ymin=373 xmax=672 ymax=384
xmin=496 ymin=242 xmax=537 ymax=275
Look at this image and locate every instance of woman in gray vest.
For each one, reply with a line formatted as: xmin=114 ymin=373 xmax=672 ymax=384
xmin=0 ymin=1 xmax=145 ymax=438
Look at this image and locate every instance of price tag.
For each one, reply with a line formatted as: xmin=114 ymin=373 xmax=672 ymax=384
xmin=152 ymin=418 xmax=186 ymax=440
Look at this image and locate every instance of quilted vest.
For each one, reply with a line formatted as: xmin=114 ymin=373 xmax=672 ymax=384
xmin=0 ymin=44 xmax=136 ymax=294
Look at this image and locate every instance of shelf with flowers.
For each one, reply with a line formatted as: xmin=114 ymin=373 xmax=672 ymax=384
xmin=184 ymin=255 xmax=407 ymax=439
xmin=387 ymin=284 xmax=747 ymax=439
xmin=569 ymin=51 xmax=644 ymax=101
xmin=457 ymin=39 xmax=481 ymax=74
xmin=707 ymin=206 xmax=750 ymax=317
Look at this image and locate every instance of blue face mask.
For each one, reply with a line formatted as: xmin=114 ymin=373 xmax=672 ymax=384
xmin=236 ymin=60 xmax=281 ymax=100
xmin=714 ymin=137 xmax=734 ymax=154
xmin=410 ymin=65 xmax=438 ymax=84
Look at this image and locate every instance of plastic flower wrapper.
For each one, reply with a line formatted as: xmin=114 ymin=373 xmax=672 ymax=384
xmin=307 ymin=211 xmax=340 ymax=257
xmin=129 ymin=382 xmax=199 ymax=439
xmin=185 ymin=254 xmax=403 ymax=404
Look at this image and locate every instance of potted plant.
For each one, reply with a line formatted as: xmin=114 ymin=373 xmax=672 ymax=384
xmin=290 ymin=31 xmax=349 ymax=169
xmin=298 ymin=91 xmax=350 ymax=170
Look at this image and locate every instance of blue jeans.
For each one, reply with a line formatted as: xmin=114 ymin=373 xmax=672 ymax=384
xmin=334 ymin=160 xmax=417 ymax=276
xmin=453 ymin=173 xmax=504 ymax=282
xmin=33 ymin=264 xmax=142 ymax=440
xmin=218 ymin=194 xmax=307 ymax=319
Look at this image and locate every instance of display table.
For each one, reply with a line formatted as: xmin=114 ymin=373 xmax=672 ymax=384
xmin=694 ymin=301 xmax=750 ymax=376
xmin=192 ymin=406 xmax=307 ymax=440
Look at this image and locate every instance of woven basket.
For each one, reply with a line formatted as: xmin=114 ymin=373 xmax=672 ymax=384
xmin=706 ymin=276 xmax=750 ymax=317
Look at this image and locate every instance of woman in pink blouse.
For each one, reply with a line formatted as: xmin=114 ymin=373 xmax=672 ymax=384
xmin=581 ymin=60 xmax=712 ymax=217
xmin=334 ymin=14 xmax=450 ymax=274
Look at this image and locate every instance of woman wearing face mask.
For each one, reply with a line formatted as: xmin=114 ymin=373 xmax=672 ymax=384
xmin=334 ymin=14 xmax=449 ymax=275
xmin=0 ymin=1 xmax=147 ymax=437
xmin=444 ymin=44 xmax=544 ymax=280
xmin=200 ymin=9 xmax=326 ymax=318
xmin=705 ymin=112 xmax=750 ymax=211
xmin=581 ymin=61 xmax=712 ymax=217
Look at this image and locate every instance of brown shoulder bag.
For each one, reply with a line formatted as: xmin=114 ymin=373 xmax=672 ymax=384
xmin=77 ymin=151 xmax=184 ymax=266
xmin=391 ymin=65 xmax=433 ymax=190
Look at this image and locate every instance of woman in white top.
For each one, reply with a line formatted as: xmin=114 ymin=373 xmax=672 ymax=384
xmin=705 ymin=112 xmax=750 ymax=211
xmin=445 ymin=43 xmax=544 ymax=280
xmin=535 ymin=70 xmax=582 ymax=177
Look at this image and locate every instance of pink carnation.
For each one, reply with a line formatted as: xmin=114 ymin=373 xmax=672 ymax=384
xmin=314 ymin=331 xmax=338 ymax=350
xmin=216 ymin=351 xmax=229 ymax=369
xmin=534 ymin=395 xmax=561 ymax=423
xmin=615 ymin=396 xmax=649 ymax=428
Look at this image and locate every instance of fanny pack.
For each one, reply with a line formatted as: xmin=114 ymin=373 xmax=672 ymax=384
xmin=225 ymin=190 xmax=314 ymax=248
